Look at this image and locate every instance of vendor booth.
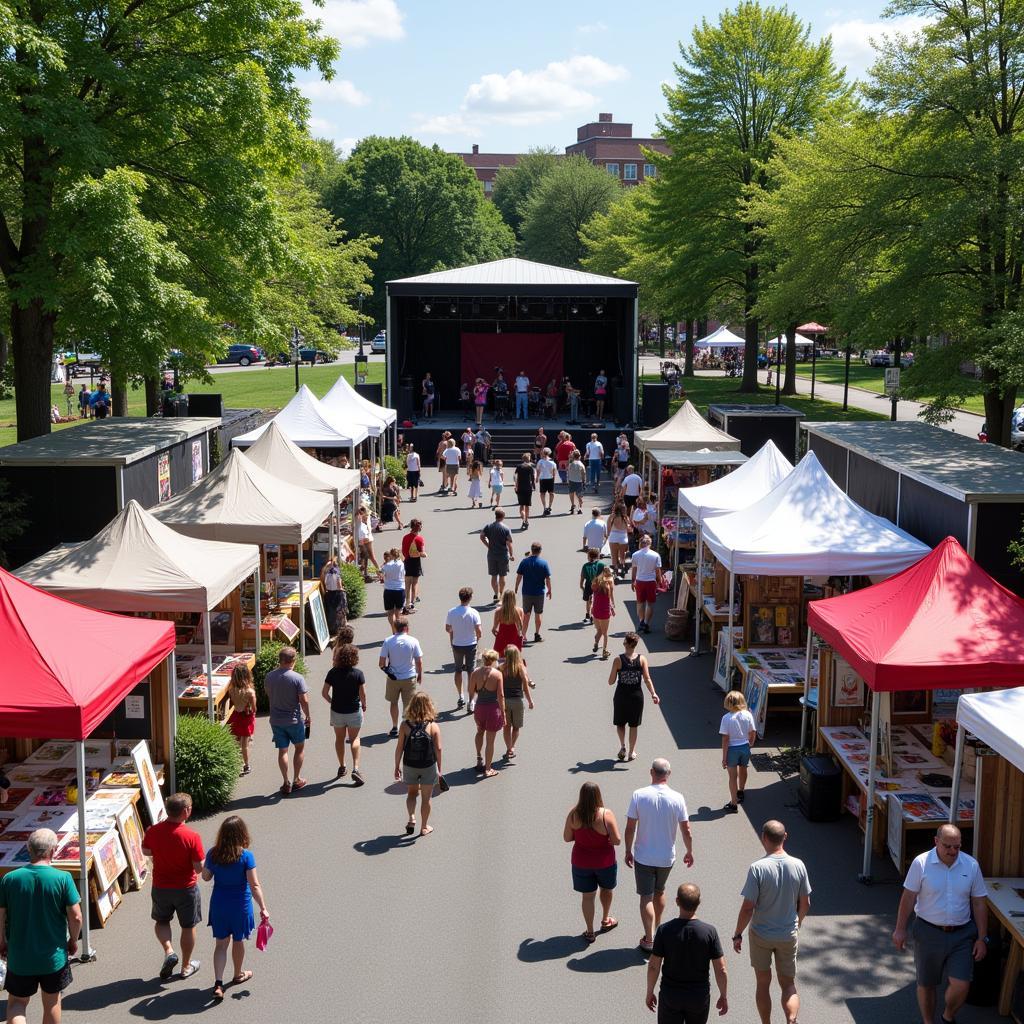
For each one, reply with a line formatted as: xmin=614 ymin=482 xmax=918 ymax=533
xmin=15 ymin=500 xmax=261 ymax=721
xmin=635 ymin=401 xmax=740 ymax=463
xmin=806 ymin=536 xmax=1024 ymax=883
xmin=152 ymin=450 xmax=334 ymax=657
xmin=0 ymin=567 xmax=176 ymax=952
xmin=321 ymin=372 xmax=396 ymax=443
xmin=693 ymin=326 xmax=746 ymax=349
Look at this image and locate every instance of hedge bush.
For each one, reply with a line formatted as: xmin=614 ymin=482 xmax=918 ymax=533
xmin=339 ymin=561 xmax=366 ymax=619
xmin=253 ymin=641 xmax=308 ymax=714
xmin=174 ymin=713 xmax=242 ymax=816
xmin=383 ymin=454 xmax=407 ymax=487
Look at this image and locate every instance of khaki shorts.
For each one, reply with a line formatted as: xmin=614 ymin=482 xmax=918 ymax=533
xmin=749 ymin=930 xmax=798 ymax=978
xmin=505 ymin=698 xmax=525 ymax=729
xmin=385 ymin=677 xmax=416 ymax=706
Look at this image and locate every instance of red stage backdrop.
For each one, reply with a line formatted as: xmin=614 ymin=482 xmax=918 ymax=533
xmin=460 ymin=332 xmax=564 ymax=392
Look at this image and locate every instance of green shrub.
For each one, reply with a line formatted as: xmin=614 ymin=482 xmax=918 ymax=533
xmin=339 ymin=561 xmax=366 ymax=619
xmin=383 ymin=454 xmax=407 ymax=487
xmin=174 ymin=714 xmax=242 ymax=816
xmin=253 ymin=641 xmax=308 ymax=714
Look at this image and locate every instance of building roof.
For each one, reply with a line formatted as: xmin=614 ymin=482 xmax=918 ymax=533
xmin=644 ymin=449 xmax=749 ymax=469
xmin=387 ymin=257 xmax=637 ymax=297
xmin=457 ymin=152 xmax=522 ymax=168
xmin=709 ymin=404 xmax=805 ymax=419
xmin=0 ymin=418 xmax=218 ymax=467
xmin=802 ymin=420 xmax=1024 ymax=503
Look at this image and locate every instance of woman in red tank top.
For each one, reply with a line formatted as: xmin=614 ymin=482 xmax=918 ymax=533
xmin=492 ymin=591 xmax=524 ymax=653
xmin=563 ymin=782 xmax=621 ymax=943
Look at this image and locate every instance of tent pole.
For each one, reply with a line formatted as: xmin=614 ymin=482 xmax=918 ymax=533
xmin=949 ymin=724 xmax=966 ymax=825
xmin=253 ymin=566 xmax=262 ymax=654
xmin=299 ymin=535 xmax=306 ymax=660
xmin=726 ymin=569 xmax=735 ymax=682
xmin=861 ymin=689 xmax=881 ymax=882
xmin=75 ymin=741 xmax=94 ymax=961
xmin=167 ymin=651 xmax=177 ymax=792
xmin=693 ymin=532 xmax=703 ymax=656
xmin=800 ymin=630 xmax=814 ymax=749
xmin=203 ymin=612 xmax=215 ymax=722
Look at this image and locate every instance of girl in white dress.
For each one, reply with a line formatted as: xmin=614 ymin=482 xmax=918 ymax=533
xmin=468 ymin=460 xmax=484 ymax=509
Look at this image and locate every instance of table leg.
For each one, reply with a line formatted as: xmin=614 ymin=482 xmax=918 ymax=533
xmin=998 ymin=936 xmax=1022 ymax=1016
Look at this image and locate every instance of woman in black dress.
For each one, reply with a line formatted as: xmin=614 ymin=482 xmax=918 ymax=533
xmin=379 ymin=475 xmax=403 ymax=530
xmin=607 ymin=632 xmax=659 ymax=762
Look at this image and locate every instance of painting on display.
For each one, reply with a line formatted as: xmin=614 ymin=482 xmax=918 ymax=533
xmin=116 ymin=806 xmax=148 ymax=890
xmin=745 ymin=670 xmax=770 ymax=738
xmin=131 ymin=741 xmax=165 ymax=824
xmin=157 ymin=453 xmax=171 ymax=502
xmin=307 ymin=589 xmax=331 ymax=652
xmin=92 ymin=829 xmax=128 ymax=892
xmin=191 ymin=439 xmax=203 ymax=483
xmin=712 ymin=636 xmax=731 ymax=691
xmin=833 ymin=656 xmax=865 ymax=708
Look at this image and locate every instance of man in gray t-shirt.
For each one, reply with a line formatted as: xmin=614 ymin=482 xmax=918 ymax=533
xmin=732 ymin=820 xmax=811 ymax=1024
xmin=480 ymin=509 xmax=514 ymax=600
xmin=264 ymin=646 xmax=311 ymax=795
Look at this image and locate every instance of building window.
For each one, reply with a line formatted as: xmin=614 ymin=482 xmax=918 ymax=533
xmin=624 ymin=163 xmax=637 ymax=180
xmin=483 ymin=179 xmax=493 ymax=193
xmin=643 ymin=163 xmax=657 ymax=178
xmin=606 ymin=163 xmax=619 ymax=177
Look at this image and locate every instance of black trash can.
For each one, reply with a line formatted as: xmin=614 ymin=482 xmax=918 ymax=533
xmin=798 ymin=754 xmax=841 ymax=822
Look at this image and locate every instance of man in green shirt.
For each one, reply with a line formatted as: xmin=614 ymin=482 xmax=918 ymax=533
xmin=0 ymin=828 xmax=82 ymax=1023
xmin=580 ymin=547 xmax=608 ymax=624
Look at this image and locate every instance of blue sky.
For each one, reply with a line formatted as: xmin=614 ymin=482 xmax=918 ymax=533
xmin=298 ymin=0 xmax=924 ymax=154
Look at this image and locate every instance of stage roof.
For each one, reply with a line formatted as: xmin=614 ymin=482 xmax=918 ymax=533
xmin=387 ymin=258 xmax=637 ymax=297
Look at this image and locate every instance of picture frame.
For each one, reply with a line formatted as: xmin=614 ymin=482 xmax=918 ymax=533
xmin=712 ymin=635 xmax=731 ymax=691
xmin=832 ymin=656 xmax=865 ymax=708
xmin=745 ymin=670 xmax=770 ymax=738
xmin=91 ymin=829 xmax=128 ymax=892
xmin=306 ymin=588 xmax=331 ymax=652
xmin=116 ymin=805 xmax=148 ymax=890
xmin=92 ymin=879 xmax=122 ymax=926
xmin=131 ymin=740 xmax=165 ymax=825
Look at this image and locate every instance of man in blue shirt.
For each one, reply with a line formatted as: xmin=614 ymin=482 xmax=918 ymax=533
xmin=515 ymin=542 xmax=552 ymax=644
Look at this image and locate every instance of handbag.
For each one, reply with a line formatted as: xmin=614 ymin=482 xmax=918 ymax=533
xmin=256 ymin=916 xmax=274 ymax=951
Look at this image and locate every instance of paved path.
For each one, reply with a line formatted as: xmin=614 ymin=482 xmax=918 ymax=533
xmin=55 ymin=469 xmax=999 ymax=1024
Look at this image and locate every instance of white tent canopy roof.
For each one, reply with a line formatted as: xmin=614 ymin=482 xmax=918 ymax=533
xmin=701 ymin=450 xmax=931 ymax=575
xmin=767 ymin=333 xmax=814 ymax=347
xmin=242 ymin=421 xmax=361 ymax=504
xmin=231 ymin=384 xmax=368 ymax=448
xmin=152 ymin=449 xmax=334 ymax=545
xmin=957 ymin=689 xmax=1024 ymax=775
xmin=320 ymin=373 xmax=396 ymax=436
xmin=635 ymin=400 xmax=740 ymax=454
xmin=16 ymin=500 xmax=259 ymax=613
xmin=678 ymin=440 xmax=794 ymax=524
xmin=694 ymin=326 xmax=746 ymax=349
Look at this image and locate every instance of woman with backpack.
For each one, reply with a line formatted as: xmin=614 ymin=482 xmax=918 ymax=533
xmin=393 ymin=692 xmax=442 ymax=837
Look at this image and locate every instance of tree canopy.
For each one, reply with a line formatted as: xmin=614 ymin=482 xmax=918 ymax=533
xmin=492 ymin=148 xmax=561 ymax=241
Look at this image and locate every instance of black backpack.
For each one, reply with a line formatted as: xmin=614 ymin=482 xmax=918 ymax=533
xmin=403 ymin=722 xmax=435 ymax=768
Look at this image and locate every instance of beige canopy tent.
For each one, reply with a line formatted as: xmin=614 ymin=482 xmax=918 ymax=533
xmin=635 ymin=400 xmax=741 ymax=459
xmin=152 ymin=450 xmax=334 ymax=657
xmin=16 ymin=500 xmax=260 ymax=721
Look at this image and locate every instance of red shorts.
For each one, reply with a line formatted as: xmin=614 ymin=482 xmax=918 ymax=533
xmin=229 ymin=711 xmax=256 ymax=738
xmin=634 ymin=580 xmax=657 ymax=603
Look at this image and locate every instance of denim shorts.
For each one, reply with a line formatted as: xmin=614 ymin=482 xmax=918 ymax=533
xmin=572 ymin=862 xmax=618 ymax=893
xmin=727 ymin=743 xmax=751 ymax=767
xmin=271 ymin=722 xmax=306 ymax=748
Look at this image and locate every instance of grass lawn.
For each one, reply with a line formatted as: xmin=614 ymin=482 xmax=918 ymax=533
xmin=0 ymin=361 xmax=386 ymax=449
xmin=794 ymin=358 xmax=986 ymax=415
xmin=644 ymin=372 xmax=886 ymax=422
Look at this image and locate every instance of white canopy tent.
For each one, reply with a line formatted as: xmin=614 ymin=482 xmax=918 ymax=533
xmin=767 ymin=333 xmax=814 ymax=349
xmin=693 ymin=326 xmax=746 ymax=349
xmin=677 ymin=440 xmax=795 ymax=653
xmin=152 ymin=450 xmax=335 ymax=657
xmin=635 ymin=400 xmax=740 ymax=456
xmin=16 ymin=500 xmax=260 ymax=721
xmin=320 ymin=373 xmax=398 ymax=488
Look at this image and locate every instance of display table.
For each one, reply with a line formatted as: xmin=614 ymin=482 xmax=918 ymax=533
xmin=174 ymin=652 xmax=256 ymax=718
xmin=984 ymin=878 xmax=1024 ymax=1014
xmin=731 ymin=647 xmax=810 ymax=737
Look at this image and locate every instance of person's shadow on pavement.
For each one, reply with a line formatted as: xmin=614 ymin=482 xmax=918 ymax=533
xmin=568 ymin=758 xmax=626 ymax=774
xmin=517 ymin=935 xmax=586 ymax=963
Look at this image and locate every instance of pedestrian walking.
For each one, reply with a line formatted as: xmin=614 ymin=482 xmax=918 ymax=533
xmin=492 ymin=590 xmax=525 ymax=660
xmin=355 ymin=506 xmax=380 ymax=581
xmin=474 ymin=425 xmax=491 ymax=464
xmin=607 ymin=501 xmax=631 ymax=578
xmin=720 ymin=691 xmax=756 ymax=813
xmin=893 ymin=824 xmax=988 ymax=1024
xmin=555 ymin=431 xmax=575 ymax=484
xmin=625 ymin=758 xmax=693 ymax=954
xmin=142 ymin=792 xmax=205 ymax=979
xmin=580 ymin=547 xmax=607 ymax=623
xmin=0 ymin=829 xmax=82 ymax=1024
xmin=226 ymin=664 xmax=257 ymax=776
xmin=564 ymin=782 xmax=620 ymax=944
xmin=78 ymin=383 xmax=91 ymax=419
xmin=322 ymin=643 xmax=366 ymax=784
xmin=583 ymin=506 xmax=608 ymax=553
xmin=646 ymin=883 xmax=728 ymax=1024
xmin=515 ymin=453 xmax=536 ymax=529
xmin=590 ymin=567 xmax=616 ymax=658
xmin=442 ymin=438 xmax=461 ymax=496
xmin=537 ymin=447 xmax=557 ymax=516
xmin=610 ymin=632 xmax=659 ymax=761
xmin=515 ymin=541 xmax=552 ymax=643
xmin=446 ymin=587 xmax=482 ymax=709
xmin=621 ymin=465 xmax=644 ymax=510
xmin=405 ymin=444 xmax=421 ymax=501
xmin=401 ymin=519 xmax=426 ymax=613
xmin=732 ymin=820 xmax=812 ymax=1024
xmin=461 ymin=427 xmax=475 ymax=469
xmin=500 ymin=644 xmax=534 ymax=760
xmin=567 ymin=449 xmax=586 ymax=513
xmin=585 ymin=434 xmax=605 ymax=493
xmin=435 ymin=432 xmax=452 ymax=489
xmin=379 ymin=475 xmax=403 ymax=530
xmin=378 ymin=616 xmax=423 ymax=737
xmin=202 ymin=816 xmax=269 ymax=1002
xmin=469 ymin=649 xmax=505 ymax=778
xmin=631 ymin=534 xmax=665 ymax=634
xmin=489 ymin=459 xmax=504 ymax=508
xmin=533 ymin=427 xmax=548 ymax=463
xmin=394 ymin=692 xmax=442 ymax=837
xmin=480 ymin=508 xmax=514 ymax=601
xmin=264 ymin=646 xmax=311 ymax=794
xmin=614 ymin=437 xmax=631 ymax=492
xmin=320 ymin=557 xmax=347 ymax=633
xmin=381 ymin=549 xmax=406 ymax=630
xmin=468 ymin=460 xmax=484 ymax=509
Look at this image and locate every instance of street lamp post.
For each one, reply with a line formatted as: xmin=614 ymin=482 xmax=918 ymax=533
xmin=355 ymin=292 xmax=368 ymax=386
xmin=293 ymin=326 xmax=300 ymax=393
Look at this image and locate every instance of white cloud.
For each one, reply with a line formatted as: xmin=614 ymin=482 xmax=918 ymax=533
xmin=300 ymin=77 xmax=370 ymax=106
xmin=304 ymin=0 xmax=404 ymax=48
xmin=825 ymin=14 xmax=931 ymax=78
xmin=308 ymin=116 xmax=339 ymax=136
xmin=336 ymin=136 xmax=359 ymax=157
xmin=415 ymin=55 xmax=629 ymax=136
xmin=577 ymin=21 xmax=608 ymax=35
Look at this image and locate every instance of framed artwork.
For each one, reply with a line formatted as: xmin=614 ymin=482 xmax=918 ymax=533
xmin=747 ymin=604 xmax=800 ymax=647
xmin=93 ymin=879 xmax=122 ymax=925
xmin=53 ymin=831 xmax=108 ymax=864
xmin=116 ymin=806 xmax=148 ymax=890
xmin=191 ymin=439 xmax=204 ymax=483
xmin=91 ymin=830 xmax=128 ymax=892
xmin=131 ymin=741 xmax=165 ymax=825
xmin=306 ymin=589 xmax=331 ymax=652
xmin=157 ymin=453 xmax=171 ymax=502
xmin=833 ymin=656 xmax=865 ymax=708
xmin=712 ymin=635 xmax=732 ymax=691
xmin=746 ymin=670 xmax=770 ymax=738
xmin=892 ymin=689 xmax=931 ymax=724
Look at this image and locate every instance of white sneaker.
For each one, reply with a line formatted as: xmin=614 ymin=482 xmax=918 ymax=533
xmin=468 ymin=699 xmax=476 ymax=712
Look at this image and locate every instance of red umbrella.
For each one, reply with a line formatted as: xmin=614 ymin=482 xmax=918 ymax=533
xmin=797 ymin=322 xmax=827 ymax=334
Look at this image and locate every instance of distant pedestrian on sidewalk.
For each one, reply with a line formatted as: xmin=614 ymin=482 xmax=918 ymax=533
xmin=264 ymin=647 xmax=310 ymax=795
xmin=582 ymin=507 xmax=607 ymax=554
xmin=469 ymin=649 xmax=505 ymax=778
xmin=405 ymin=444 xmax=421 ymax=501
xmin=401 ymin=519 xmax=426 ymax=613
xmin=515 ymin=453 xmax=537 ymax=530
xmin=720 ymin=691 xmax=756 ymax=813
xmin=555 ymin=431 xmax=575 ymax=485
xmin=435 ymin=432 xmax=452 ymax=488
xmin=625 ymin=758 xmax=693 ymax=955
xmin=501 ymin=644 xmax=534 ymax=760
xmin=468 ymin=460 xmax=484 ymax=508
xmin=580 ymin=547 xmax=607 ymax=623
xmin=379 ymin=617 xmax=423 ymax=738
xmin=610 ymin=632 xmax=658 ymax=762
xmin=394 ymin=693 xmax=442 ymax=837
xmin=320 ymin=556 xmax=346 ymax=633
xmin=621 ymin=465 xmax=644 ymax=511
xmin=591 ymin=566 xmax=616 ymax=659
xmin=226 ymin=664 xmax=257 ymax=776
xmin=355 ymin=507 xmax=380 ymax=581
xmin=489 ymin=459 xmax=505 ymax=508
xmin=480 ymin=508 xmax=514 ymax=602
xmin=381 ymin=549 xmax=406 ymax=631
xmin=564 ymin=782 xmax=620 ymax=944
xmin=446 ymin=587 xmax=482 ymax=710
xmin=537 ymin=447 xmax=557 ymax=516
xmin=585 ymin=434 xmax=605 ymax=493
xmin=646 ymin=883 xmax=728 ymax=1023
xmin=492 ymin=590 xmax=525 ymax=663
xmin=606 ymin=501 xmax=632 ymax=578
xmin=732 ymin=820 xmax=811 ymax=1024
xmin=323 ymin=643 xmax=366 ymax=784
xmin=515 ymin=542 xmax=552 ymax=644
xmin=631 ymin=534 xmax=664 ymax=635
xmin=442 ymin=438 xmax=461 ymax=496
xmin=567 ymin=449 xmax=587 ymax=513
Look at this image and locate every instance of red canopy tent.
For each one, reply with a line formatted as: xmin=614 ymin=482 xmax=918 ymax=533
xmin=804 ymin=537 xmax=1024 ymax=879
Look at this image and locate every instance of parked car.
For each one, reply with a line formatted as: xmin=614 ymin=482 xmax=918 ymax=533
xmin=217 ymin=344 xmax=263 ymax=366
xmin=979 ymin=407 xmax=1024 ymax=449
xmin=370 ymin=331 xmax=387 ymax=354
xmin=271 ymin=347 xmax=334 ymax=365
xmin=870 ymin=351 xmax=892 ymax=367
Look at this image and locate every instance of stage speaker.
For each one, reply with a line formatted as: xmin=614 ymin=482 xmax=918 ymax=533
xmin=398 ymin=386 xmax=415 ymax=421
xmin=642 ymin=383 xmax=669 ymax=427
xmin=613 ymin=386 xmax=631 ymax=426
xmin=186 ymin=393 xmax=222 ymax=418
xmin=355 ymin=382 xmax=383 ymax=407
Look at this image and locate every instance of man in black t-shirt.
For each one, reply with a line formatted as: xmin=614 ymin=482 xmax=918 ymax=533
xmin=514 ymin=454 xmax=536 ymax=531
xmin=646 ymin=883 xmax=727 ymax=1024
xmin=479 ymin=508 xmax=514 ymax=601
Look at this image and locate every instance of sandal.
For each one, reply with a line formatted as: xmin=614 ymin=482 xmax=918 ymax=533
xmin=600 ymin=917 xmax=619 ymax=933
xmin=213 ymin=983 xmax=225 ymax=1002
xmin=405 ymin=820 xmax=416 ymax=835
xmin=582 ymin=930 xmax=597 ymax=944
xmin=419 ymin=825 xmax=434 ymax=837
xmin=475 ymin=758 xmax=485 ymax=774
xmin=483 ymin=768 xmax=498 ymax=778
xmin=279 ymin=781 xmax=292 ymax=795
xmin=617 ymin=746 xmax=626 ymax=762
xmin=292 ymin=778 xmax=307 ymax=790
xmin=232 ymin=970 xmax=253 ymax=985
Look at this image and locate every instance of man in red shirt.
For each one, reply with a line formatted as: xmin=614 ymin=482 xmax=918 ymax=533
xmin=555 ymin=432 xmax=575 ymax=485
xmin=141 ymin=792 xmax=205 ymax=980
xmin=401 ymin=518 xmax=427 ymax=613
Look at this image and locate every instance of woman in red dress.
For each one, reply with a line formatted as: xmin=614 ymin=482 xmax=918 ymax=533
xmin=227 ymin=665 xmax=257 ymax=775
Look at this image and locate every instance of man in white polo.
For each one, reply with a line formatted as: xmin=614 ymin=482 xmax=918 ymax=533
xmin=621 ymin=464 xmax=644 ymax=511
xmin=582 ymin=507 xmax=607 ymax=554
xmin=893 ymin=823 xmax=988 ymax=1024
xmin=445 ymin=587 xmax=482 ymax=711
xmin=536 ymin=447 xmax=558 ymax=516
xmin=631 ymin=534 xmax=664 ymax=635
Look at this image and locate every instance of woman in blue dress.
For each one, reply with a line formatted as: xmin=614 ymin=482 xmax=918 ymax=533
xmin=201 ymin=816 xmax=269 ymax=1001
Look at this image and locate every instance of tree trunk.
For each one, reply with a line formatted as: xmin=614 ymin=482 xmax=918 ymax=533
xmin=144 ymin=374 xmax=161 ymax=417
xmin=741 ymin=316 xmax=759 ymax=392
xmin=698 ymin=319 xmax=708 ymax=340
xmin=683 ymin=318 xmax=695 ymax=377
xmin=658 ymin=317 xmax=665 ymax=358
xmin=110 ymin=364 xmax=129 ymax=417
xmin=782 ymin=323 xmax=798 ymax=395
xmin=982 ymin=375 xmax=1017 ymax=447
xmin=10 ymin=300 xmax=56 ymax=441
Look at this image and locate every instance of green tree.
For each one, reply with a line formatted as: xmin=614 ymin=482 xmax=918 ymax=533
xmin=323 ymin=136 xmax=514 ymax=325
xmin=651 ymin=2 xmax=846 ymax=391
xmin=491 ymin=147 xmax=561 ymax=240
xmin=0 ymin=0 xmax=336 ymax=440
xmin=520 ymin=155 xmax=621 ymax=268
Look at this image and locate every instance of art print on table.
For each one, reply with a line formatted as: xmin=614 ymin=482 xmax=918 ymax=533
xmin=92 ymin=829 xmax=128 ymax=891
xmin=0 ymin=788 xmax=37 ymax=812
xmin=26 ymin=741 xmax=75 ymax=764
xmin=893 ymin=792 xmax=948 ymax=822
xmin=131 ymin=741 xmax=165 ymax=824
xmin=53 ymin=831 xmax=108 ymax=863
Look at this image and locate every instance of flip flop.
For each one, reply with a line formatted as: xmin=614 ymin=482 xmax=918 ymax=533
xmin=292 ymin=778 xmax=307 ymax=790
xmin=213 ymin=984 xmax=225 ymax=1002
xmin=279 ymin=781 xmax=291 ymax=795
xmin=617 ymin=747 xmax=626 ymax=762
xmin=231 ymin=970 xmax=253 ymax=985
xmin=600 ymin=917 xmax=619 ymax=933
xmin=405 ymin=820 xmax=416 ymax=835
xmin=582 ymin=930 xmax=597 ymax=944
xmin=419 ymin=826 xmax=434 ymax=837
xmin=483 ymin=768 xmax=498 ymax=778
xmin=180 ymin=960 xmax=201 ymax=979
